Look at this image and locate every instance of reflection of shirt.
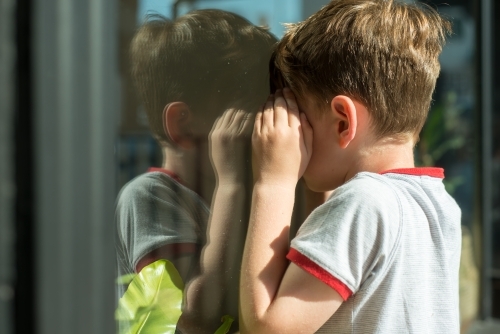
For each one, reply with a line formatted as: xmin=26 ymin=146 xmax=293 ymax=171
xmin=287 ymin=168 xmax=461 ymax=334
xmin=115 ymin=170 xmax=209 ymax=295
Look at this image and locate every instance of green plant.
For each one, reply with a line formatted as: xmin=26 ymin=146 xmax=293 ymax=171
xmin=214 ymin=315 xmax=235 ymax=334
xmin=116 ymin=259 xmax=234 ymax=334
xmin=115 ymin=260 xmax=184 ymax=334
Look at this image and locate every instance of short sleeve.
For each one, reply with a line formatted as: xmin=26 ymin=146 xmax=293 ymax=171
xmin=287 ymin=175 xmax=401 ymax=300
xmin=115 ymin=173 xmax=209 ymax=271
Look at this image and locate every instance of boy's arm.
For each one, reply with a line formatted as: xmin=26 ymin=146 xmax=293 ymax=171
xmin=240 ymin=89 xmax=343 ymax=333
xmin=178 ymin=185 xmax=246 ymax=333
xmin=178 ymin=109 xmax=252 ymax=333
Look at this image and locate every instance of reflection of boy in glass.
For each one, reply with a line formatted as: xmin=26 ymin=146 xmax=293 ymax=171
xmin=115 ymin=9 xmax=276 ymax=332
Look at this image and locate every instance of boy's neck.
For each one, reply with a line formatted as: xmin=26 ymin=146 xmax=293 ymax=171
xmin=346 ymin=137 xmax=415 ymax=181
xmin=161 ymin=145 xmax=198 ymax=190
xmin=160 ymin=144 xmax=216 ymax=204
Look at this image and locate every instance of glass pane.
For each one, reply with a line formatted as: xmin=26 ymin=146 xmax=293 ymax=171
xmin=114 ymin=0 xmax=490 ymax=332
xmin=24 ymin=0 xmax=500 ymax=332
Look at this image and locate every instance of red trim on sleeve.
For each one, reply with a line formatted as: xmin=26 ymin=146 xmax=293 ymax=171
xmin=287 ymin=248 xmax=353 ymax=301
xmin=148 ymin=167 xmax=183 ymax=184
xmin=380 ymin=167 xmax=444 ymax=179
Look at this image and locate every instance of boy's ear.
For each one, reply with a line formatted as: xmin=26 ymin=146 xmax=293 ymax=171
xmin=163 ymin=102 xmax=194 ymax=149
xmin=330 ymin=96 xmax=357 ymax=149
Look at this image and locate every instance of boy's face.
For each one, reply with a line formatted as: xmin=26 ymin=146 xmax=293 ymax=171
xmin=296 ymin=94 xmax=349 ymax=192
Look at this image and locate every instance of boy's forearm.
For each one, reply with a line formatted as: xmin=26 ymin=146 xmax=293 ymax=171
xmin=203 ymin=183 xmax=247 ymax=269
xmin=179 ymin=183 xmax=247 ymax=332
xmin=240 ymin=182 xmax=295 ymax=332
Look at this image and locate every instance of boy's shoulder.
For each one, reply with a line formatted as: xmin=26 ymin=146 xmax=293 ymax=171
xmin=327 ymin=169 xmax=460 ymax=231
xmin=313 ymin=169 xmax=454 ymax=229
xmin=115 ymin=171 xmax=210 ymax=240
xmin=116 ymin=171 xmax=204 ymax=210
xmin=334 ymin=169 xmax=450 ymax=203
xmin=117 ymin=172 xmax=172 ymax=204
xmin=331 ymin=172 xmax=401 ymax=208
xmin=304 ymin=172 xmax=402 ymax=236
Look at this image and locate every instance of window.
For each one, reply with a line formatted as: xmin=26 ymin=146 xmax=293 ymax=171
xmin=4 ymin=0 xmax=499 ymax=333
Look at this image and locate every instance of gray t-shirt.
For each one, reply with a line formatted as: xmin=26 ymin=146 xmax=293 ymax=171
xmin=287 ymin=168 xmax=461 ymax=333
xmin=115 ymin=171 xmax=209 ymax=291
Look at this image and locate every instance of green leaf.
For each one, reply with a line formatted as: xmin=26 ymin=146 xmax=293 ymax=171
xmin=214 ymin=315 xmax=234 ymax=334
xmin=116 ymin=273 xmax=137 ymax=285
xmin=115 ymin=259 xmax=184 ymax=334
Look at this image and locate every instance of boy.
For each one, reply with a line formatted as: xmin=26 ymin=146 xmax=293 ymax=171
xmin=240 ymin=1 xmax=461 ymax=333
xmin=115 ymin=9 xmax=276 ymax=332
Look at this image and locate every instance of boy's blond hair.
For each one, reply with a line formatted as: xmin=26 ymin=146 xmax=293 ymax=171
xmin=271 ymin=0 xmax=451 ymax=139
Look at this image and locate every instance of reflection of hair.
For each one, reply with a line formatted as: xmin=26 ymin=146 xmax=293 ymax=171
xmin=271 ymin=0 xmax=451 ymax=139
xmin=131 ymin=10 xmax=277 ymax=144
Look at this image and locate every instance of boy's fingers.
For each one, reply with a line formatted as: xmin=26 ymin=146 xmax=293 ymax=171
xmin=212 ymin=106 xmax=229 ymax=131
xmin=231 ymin=109 xmax=245 ymax=128
xmin=209 ymin=117 xmax=220 ymax=139
xmin=237 ymin=111 xmax=253 ymax=136
xmin=283 ymin=87 xmax=300 ymax=126
xmin=273 ymin=89 xmax=288 ymax=126
xmin=225 ymin=108 xmax=239 ymax=128
xmin=254 ymin=110 xmax=263 ymax=135
xmin=262 ymin=94 xmax=274 ymax=130
xmin=218 ymin=108 xmax=231 ymax=128
xmin=212 ymin=115 xmax=222 ymax=131
xmin=283 ymin=87 xmax=299 ymax=111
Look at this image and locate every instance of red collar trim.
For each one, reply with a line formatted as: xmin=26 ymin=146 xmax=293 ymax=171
xmin=147 ymin=167 xmax=183 ymax=184
xmin=380 ymin=167 xmax=444 ymax=179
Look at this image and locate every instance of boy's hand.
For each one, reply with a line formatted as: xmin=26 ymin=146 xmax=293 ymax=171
xmin=209 ymin=108 xmax=253 ymax=185
xmin=252 ymin=88 xmax=313 ymax=186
